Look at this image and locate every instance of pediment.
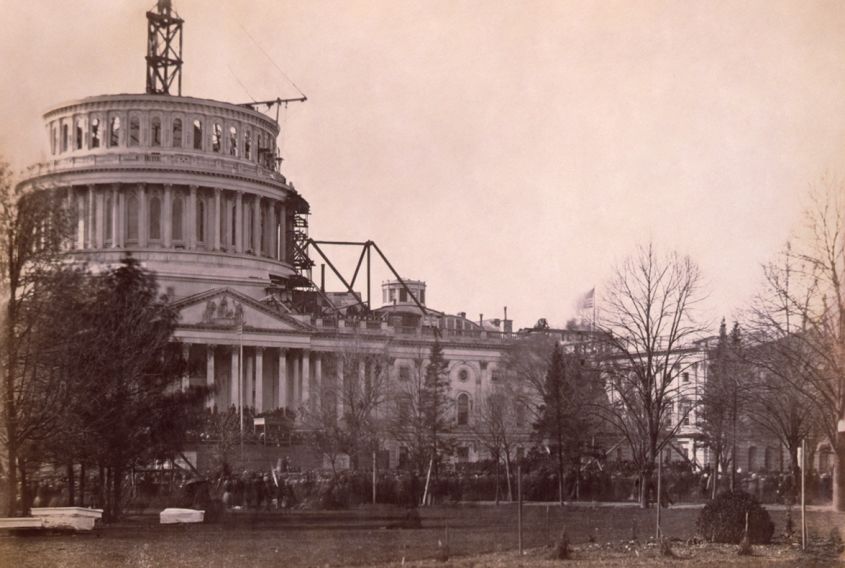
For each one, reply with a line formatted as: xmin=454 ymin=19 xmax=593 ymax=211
xmin=174 ymin=288 xmax=312 ymax=332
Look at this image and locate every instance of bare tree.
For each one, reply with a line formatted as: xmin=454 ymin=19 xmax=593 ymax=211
xmin=471 ymin=375 xmax=522 ymax=502
xmin=0 ymin=168 xmax=77 ymax=516
xmin=596 ymin=243 xmax=707 ymax=508
xmin=302 ymin=334 xmax=392 ymax=473
xmin=744 ymin=181 xmax=845 ymax=507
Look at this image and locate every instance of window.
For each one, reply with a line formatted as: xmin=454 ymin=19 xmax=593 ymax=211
xmin=51 ymin=126 xmax=57 ymax=155
xmin=244 ymin=131 xmax=251 ymax=160
xmin=62 ymin=123 xmax=69 ymax=152
xmin=129 ymin=116 xmax=140 ymax=147
xmin=246 ymin=203 xmax=254 ymax=250
xmin=192 ymin=119 xmax=203 ymax=150
xmin=457 ymin=393 xmax=469 ymax=426
xmin=456 ymin=447 xmax=469 ymax=461
xmin=229 ymin=126 xmax=238 ymax=156
xmin=400 ymin=289 xmax=407 ymax=302
xmin=149 ymin=196 xmax=161 ymax=240
xmin=196 ymin=199 xmax=206 ymax=242
xmin=680 ymin=399 xmax=692 ymax=426
xmin=126 ymin=194 xmax=139 ymax=241
xmin=682 ymin=372 xmax=690 ymax=383
xmin=110 ymin=116 xmax=121 ymax=147
xmin=172 ymin=118 xmax=183 ymax=148
xmin=212 ymin=123 xmax=222 ymax=153
xmin=90 ymin=118 xmax=101 ymax=148
xmin=230 ymin=204 xmax=237 ymax=247
xmin=398 ymin=366 xmax=410 ymax=381
xmin=515 ymin=403 xmax=526 ymax=427
xmin=104 ymin=194 xmax=113 ymax=242
xmin=172 ymin=196 xmax=183 ymax=241
xmin=75 ymin=119 xmax=84 ymax=150
xmin=151 ymin=117 xmax=161 ymax=147
xmin=420 ymin=289 xmax=425 ymax=304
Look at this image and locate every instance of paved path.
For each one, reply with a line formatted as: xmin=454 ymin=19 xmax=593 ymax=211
xmin=467 ymin=500 xmax=836 ymax=512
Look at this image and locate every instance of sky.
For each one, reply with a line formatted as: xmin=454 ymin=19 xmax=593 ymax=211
xmin=1 ymin=0 xmax=844 ymax=330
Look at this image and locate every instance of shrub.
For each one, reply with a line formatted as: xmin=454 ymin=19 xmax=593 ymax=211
xmin=697 ymin=490 xmax=774 ymax=544
xmin=551 ymin=527 xmax=570 ymax=560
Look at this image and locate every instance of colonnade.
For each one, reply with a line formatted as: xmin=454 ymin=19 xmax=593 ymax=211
xmin=64 ymin=183 xmax=288 ymax=261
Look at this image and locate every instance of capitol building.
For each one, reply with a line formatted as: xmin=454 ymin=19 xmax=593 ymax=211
xmin=16 ymin=0 xmax=522 ymax=470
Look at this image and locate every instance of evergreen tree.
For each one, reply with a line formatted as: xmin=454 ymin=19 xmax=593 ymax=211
xmin=535 ymin=344 xmax=604 ymax=503
xmin=420 ymin=339 xmax=452 ymax=480
xmin=69 ymin=256 xmax=208 ymax=520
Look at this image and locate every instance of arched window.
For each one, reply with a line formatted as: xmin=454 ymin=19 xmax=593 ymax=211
xmin=196 ymin=199 xmax=206 ymax=242
xmin=244 ymin=131 xmax=251 ymax=160
xmin=212 ymin=123 xmax=222 ymax=153
xmin=51 ymin=126 xmax=57 ymax=155
xmin=192 ymin=119 xmax=203 ymax=150
xmin=61 ymin=123 xmax=69 ymax=152
xmin=104 ymin=194 xmax=113 ymax=243
xmin=110 ymin=116 xmax=121 ymax=147
xmin=126 ymin=193 xmax=139 ymax=241
xmin=128 ymin=116 xmax=140 ymax=147
xmin=457 ymin=393 xmax=470 ymax=426
xmin=172 ymin=196 xmax=183 ymax=241
xmin=75 ymin=119 xmax=84 ymax=150
xmin=90 ymin=118 xmax=101 ymax=148
xmin=149 ymin=196 xmax=161 ymax=240
xmin=172 ymin=118 xmax=183 ymax=148
xmin=229 ymin=126 xmax=238 ymax=157
xmin=151 ymin=117 xmax=162 ymax=147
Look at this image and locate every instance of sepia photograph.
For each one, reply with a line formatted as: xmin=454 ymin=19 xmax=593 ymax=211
xmin=0 ymin=1 xmax=844 ymax=566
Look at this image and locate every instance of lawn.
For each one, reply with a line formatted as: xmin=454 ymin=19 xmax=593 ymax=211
xmin=0 ymin=504 xmax=842 ymax=567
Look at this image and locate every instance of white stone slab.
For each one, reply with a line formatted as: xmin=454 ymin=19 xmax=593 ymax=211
xmin=30 ymin=507 xmax=103 ymax=531
xmin=159 ymin=508 xmax=205 ymax=524
xmin=0 ymin=517 xmax=44 ymax=529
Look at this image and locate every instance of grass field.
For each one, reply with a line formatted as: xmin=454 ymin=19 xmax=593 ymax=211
xmin=0 ymin=504 xmax=842 ymax=567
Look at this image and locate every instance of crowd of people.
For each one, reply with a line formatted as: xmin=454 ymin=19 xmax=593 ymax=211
xmin=0 ymin=458 xmax=833 ymax=516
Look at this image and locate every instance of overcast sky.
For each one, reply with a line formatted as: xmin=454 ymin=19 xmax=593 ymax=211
xmin=2 ymin=1 xmax=844 ymax=330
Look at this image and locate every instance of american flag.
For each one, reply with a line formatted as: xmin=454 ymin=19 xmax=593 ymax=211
xmin=578 ymin=288 xmax=595 ymax=310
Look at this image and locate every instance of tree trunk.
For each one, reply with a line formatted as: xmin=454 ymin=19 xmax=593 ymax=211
xmin=494 ymin=455 xmax=500 ymax=505
xmin=711 ymin=449 xmax=720 ymax=500
xmin=112 ymin=465 xmax=123 ymax=521
xmin=18 ymin=457 xmax=29 ymax=516
xmin=835 ymin=433 xmax=845 ymax=511
xmin=639 ymin=466 xmax=652 ymax=509
xmin=66 ymin=462 xmax=75 ymax=506
xmin=505 ymin=455 xmax=513 ymax=502
xmin=4 ymin=433 xmax=17 ymax=516
xmin=79 ymin=463 xmax=86 ymax=507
